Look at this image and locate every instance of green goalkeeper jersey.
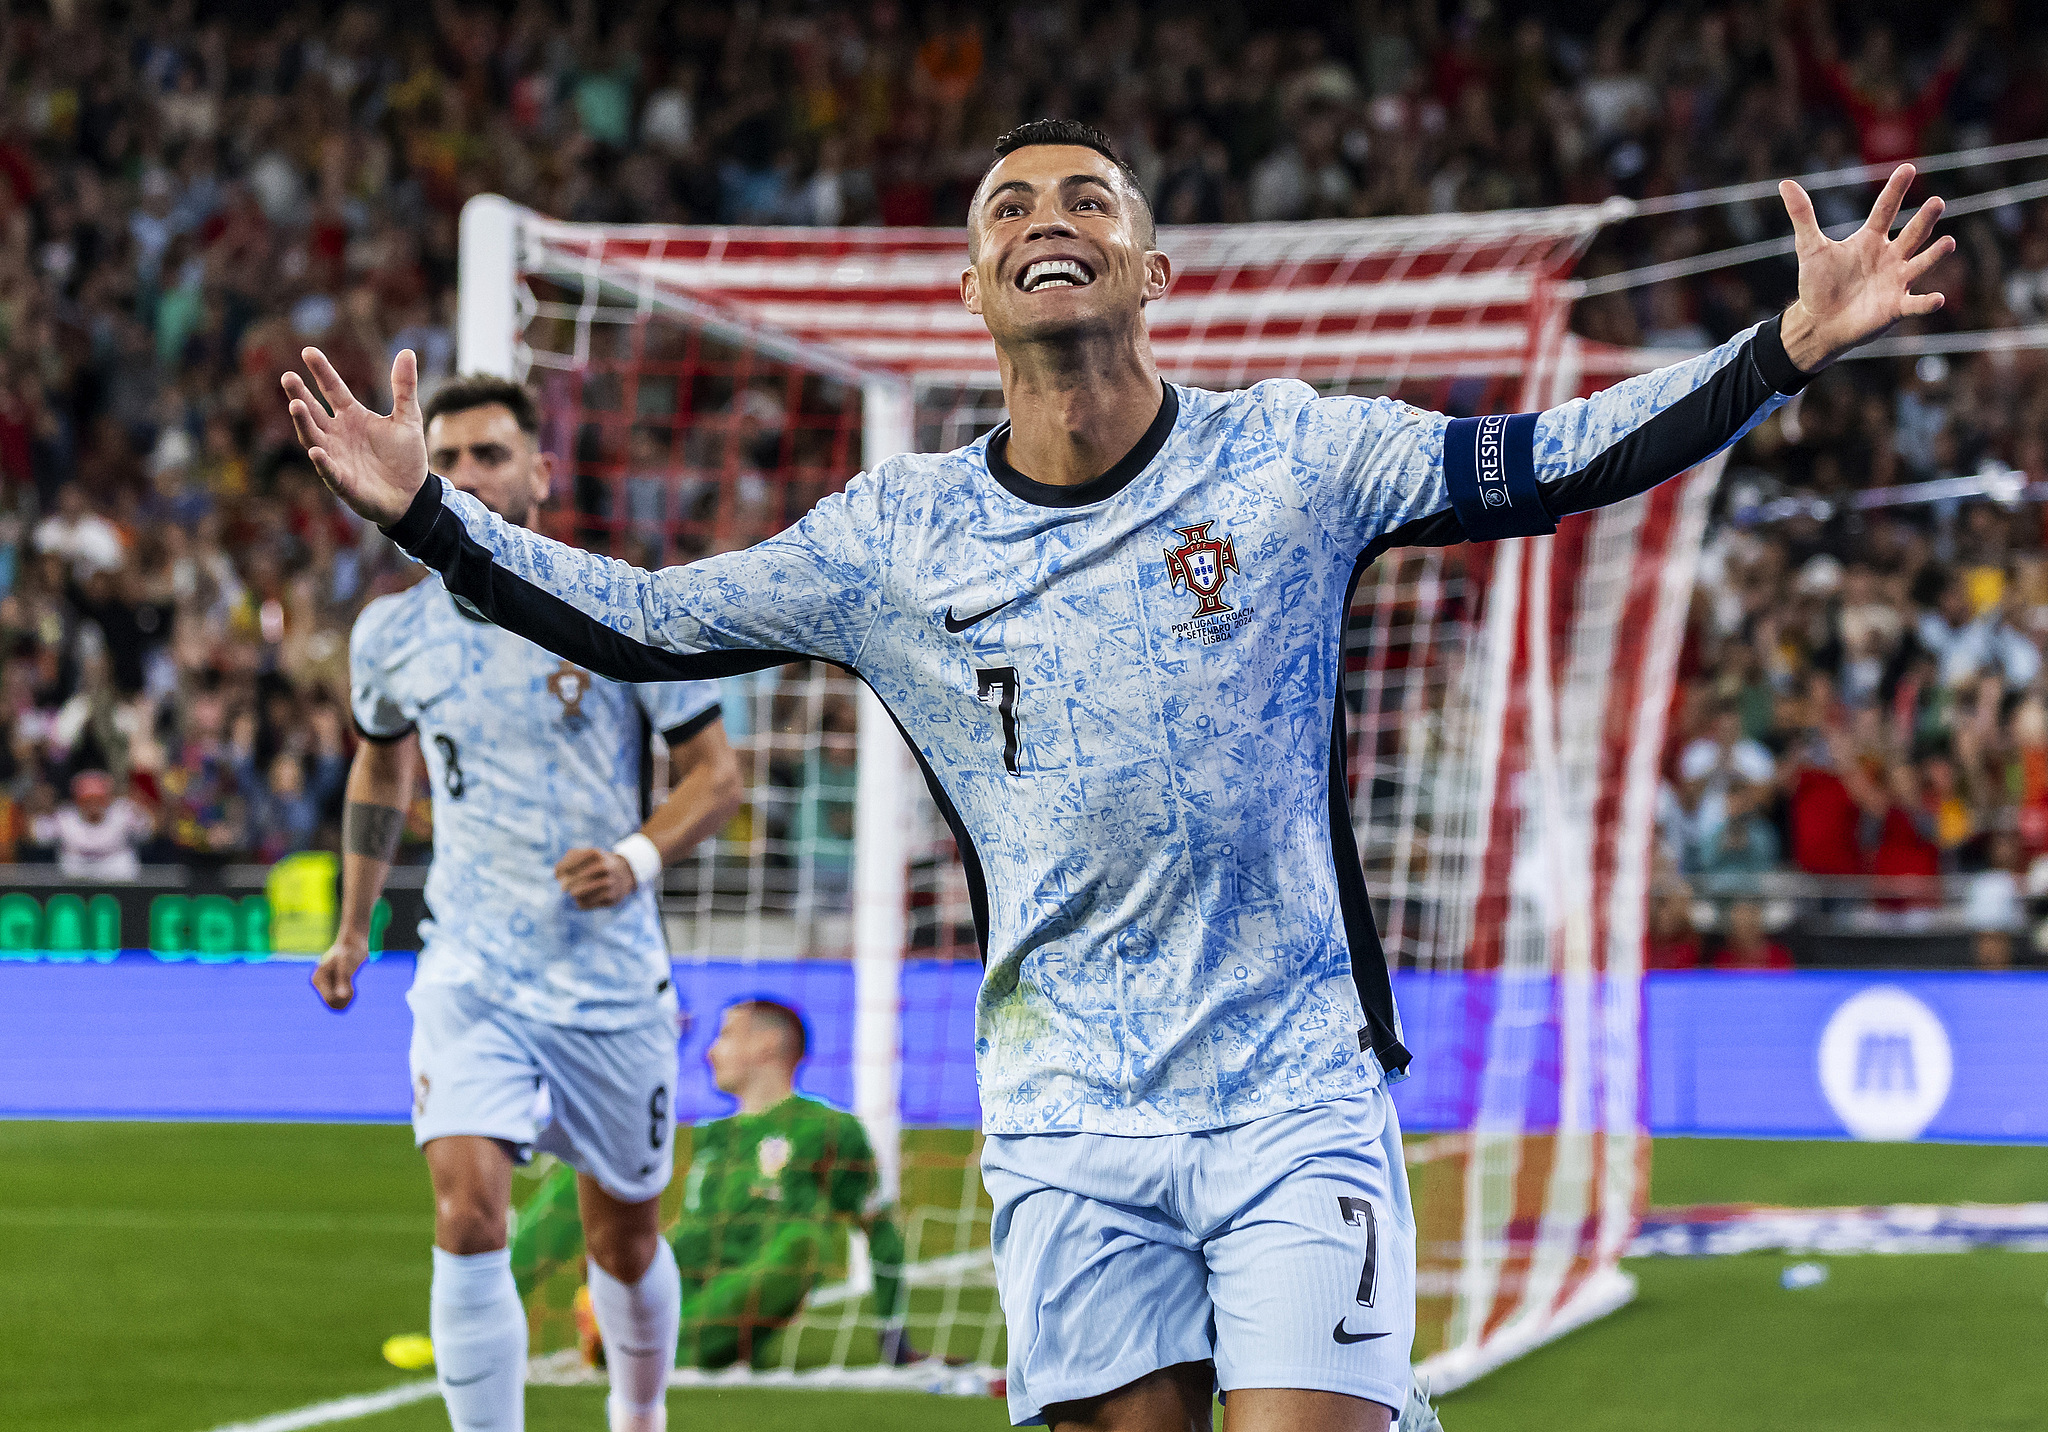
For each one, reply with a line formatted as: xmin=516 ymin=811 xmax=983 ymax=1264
xmin=676 ymin=1094 xmax=877 ymax=1268
xmin=509 ymin=1092 xmax=908 ymax=1366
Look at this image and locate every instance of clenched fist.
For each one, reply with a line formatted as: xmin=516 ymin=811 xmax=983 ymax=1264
xmin=556 ymin=848 xmax=638 ymax=909
xmin=313 ymin=935 xmax=371 ymax=1011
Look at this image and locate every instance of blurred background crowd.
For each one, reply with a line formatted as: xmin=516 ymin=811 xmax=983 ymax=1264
xmin=0 ymin=0 xmax=2044 ymax=964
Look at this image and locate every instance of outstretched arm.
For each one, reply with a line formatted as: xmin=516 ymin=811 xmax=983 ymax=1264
xmin=283 ymin=351 xmax=884 ymax=679
xmin=1294 ymin=164 xmax=1956 ymax=552
xmin=1539 ymin=163 xmax=1952 ymax=522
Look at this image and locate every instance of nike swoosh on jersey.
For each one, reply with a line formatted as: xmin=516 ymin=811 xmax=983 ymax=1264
xmin=1331 ymin=1320 xmax=1391 ymax=1345
xmin=443 ymin=1366 xmax=502 ymax=1386
xmin=943 ymin=598 xmax=1017 ymax=633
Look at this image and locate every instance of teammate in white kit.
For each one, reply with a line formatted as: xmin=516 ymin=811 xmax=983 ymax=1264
xmin=312 ymin=375 xmax=741 ymax=1432
xmin=288 ymin=123 xmax=1953 ymax=1431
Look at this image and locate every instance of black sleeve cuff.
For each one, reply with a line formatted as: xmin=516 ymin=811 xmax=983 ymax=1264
xmin=382 ymin=476 xmax=445 ymax=553
xmin=352 ymin=716 xmax=416 ymax=745
xmin=662 ymin=704 xmax=723 ymax=747
xmin=1752 ymin=313 xmax=1816 ymax=396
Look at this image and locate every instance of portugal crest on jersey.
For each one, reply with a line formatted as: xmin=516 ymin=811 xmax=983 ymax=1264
xmin=547 ymin=660 xmax=592 ymax=724
xmin=1165 ymin=522 xmax=1239 ymax=617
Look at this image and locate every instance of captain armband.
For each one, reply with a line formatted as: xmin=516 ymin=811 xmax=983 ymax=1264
xmin=1443 ymin=412 xmax=1555 ymax=543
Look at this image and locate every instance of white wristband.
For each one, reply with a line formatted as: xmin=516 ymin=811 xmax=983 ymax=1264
xmin=611 ymin=832 xmax=663 ymax=891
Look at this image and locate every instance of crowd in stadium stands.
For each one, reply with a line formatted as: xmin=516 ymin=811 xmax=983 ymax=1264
xmin=0 ymin=1 xmax=2043 ymax=965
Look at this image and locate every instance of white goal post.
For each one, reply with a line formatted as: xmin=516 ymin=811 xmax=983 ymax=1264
xmin=458 ymin=195 xmax=919 ymax=1204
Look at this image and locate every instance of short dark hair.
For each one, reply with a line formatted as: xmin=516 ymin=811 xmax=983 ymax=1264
xmin=991 ymin=119 xmax=1140 ymax=191
xmin=974 ymin=119 xmax=1155 ymax=250
xmin=735 ymin=999 xmax=808 ymax=1064
xmin=422 ymin=374 xmax=540 ymax=436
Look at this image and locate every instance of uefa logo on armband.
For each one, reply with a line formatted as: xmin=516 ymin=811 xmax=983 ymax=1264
xmin=1816 ymin=986 xmax=1954 ymax=1141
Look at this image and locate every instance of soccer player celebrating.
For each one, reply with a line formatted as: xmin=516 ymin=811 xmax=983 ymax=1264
xmin=287 ymin=124 xmax=1953 ymax=1432
xmin=512 ymin=999 xmax=914 ymax=1370
xmin=313 ymin=375 xmax=742 ymax=1432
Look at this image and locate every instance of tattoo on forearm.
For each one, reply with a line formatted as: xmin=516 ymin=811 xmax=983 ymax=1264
xmin=343 ymin=802 xmax=405 ymax=860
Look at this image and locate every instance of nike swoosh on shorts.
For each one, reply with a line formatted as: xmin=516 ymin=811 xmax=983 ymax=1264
xmin=1331 ymin=1320 xmax=1392 ymax=1345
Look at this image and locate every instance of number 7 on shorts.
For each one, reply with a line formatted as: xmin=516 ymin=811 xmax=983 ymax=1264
xmin=1338 ymin=1195 xmax=1378 ymax=1307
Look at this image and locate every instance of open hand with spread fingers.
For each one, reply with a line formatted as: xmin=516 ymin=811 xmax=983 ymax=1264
xmin=1779 ymin=162 xmax=1957 ymax=375
xmin=281 ymin=347 xmax=428 ymax=528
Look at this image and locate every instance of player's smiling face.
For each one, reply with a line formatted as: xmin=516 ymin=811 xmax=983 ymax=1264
xmin=427 ymin=403 xmax=553 ymax=528
xmin=961 ymin=144 xmax=1169 ymax=347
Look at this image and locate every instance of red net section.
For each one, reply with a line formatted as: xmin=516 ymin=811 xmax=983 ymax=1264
xmin=509 ymin=209 xmax=1607 ymax=388
xmin=523 ymin=282 xmax=866 ymax=567
xmin=512 ymin=277 xmax=877 ymax=965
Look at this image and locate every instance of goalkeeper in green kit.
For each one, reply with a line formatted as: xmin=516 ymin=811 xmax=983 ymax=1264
xmin=508 ymin=998 xmax=915 ymax=1369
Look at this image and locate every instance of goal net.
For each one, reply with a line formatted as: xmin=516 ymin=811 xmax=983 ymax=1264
xmin=455 ymin=196 xmax=1717 ymax=1394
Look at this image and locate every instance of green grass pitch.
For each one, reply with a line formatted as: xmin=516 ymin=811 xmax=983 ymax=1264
xmin=2 ymin=1122 xmax=2044 ymax=1431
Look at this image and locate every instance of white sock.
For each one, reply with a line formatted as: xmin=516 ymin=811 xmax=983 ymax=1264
xmin=430 ymin=1246 xmax=527 ymax=1432
xmin=586 ymin=1241 xmax=679 ymax=1432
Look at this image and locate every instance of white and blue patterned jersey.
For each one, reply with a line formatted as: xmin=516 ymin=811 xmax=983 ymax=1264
xmin=349 ymin=574 xmax=722 ymax=1031
xmin=385 ymin=317 xmax=1810 ymax=1131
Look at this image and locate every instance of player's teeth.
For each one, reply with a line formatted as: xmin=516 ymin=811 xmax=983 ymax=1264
xmin=1025 ymin=262 xmax=1090 ymax=290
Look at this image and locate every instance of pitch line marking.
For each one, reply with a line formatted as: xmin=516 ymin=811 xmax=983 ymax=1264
xmin=0 ymin=1207 xmax=429 ymax=1234
xmin=202 ymin=1379 xmax=439 ymax=1432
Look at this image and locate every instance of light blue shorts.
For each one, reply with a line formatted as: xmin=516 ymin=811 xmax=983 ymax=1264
xmin=407 ymin=983 xmax=680 ymax=1205
xmin=982 ymin=1089 xmax=1415 ymax=1426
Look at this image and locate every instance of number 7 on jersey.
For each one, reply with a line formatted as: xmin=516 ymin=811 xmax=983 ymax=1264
xmin=976 ymin=667 xmax=1020 ymax=776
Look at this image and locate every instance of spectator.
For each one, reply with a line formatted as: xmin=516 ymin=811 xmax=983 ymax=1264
xmin=1783 ymin=725 xmax=1867 ymax=879
xmin=1790 ymin=15 xmax=1971 ymax=170
xmin=1713 ymin=901 xmax=1795 ymax=971
xmin=1674 ymin=704 xmax=1776 ymax=868
xmin=1966 ymin=830 xmax=2026 ymax=970
xmin=33 ymin=769 xmax=152 ymax=881
xmin=32 ymin=484 xmax=123 ymax=577
xmin=1916 ymin=575 xmax=2042 ymax=691
xmin=1645 ymin=888 xmax=1702 ymax=971
xmin=246 ymin=748 xmax=343 ymax=864
xmin=157 ymin=691 xmax=252 ymax=866
xmin=241 ymin=704 xmax=346 ymax=863
xmin=1974 ymin=929 xmax=2017 ymax=970
xmin=1862 ymin=761 xmax=1942 ymax=903
xmin=1696 ymin=782 xmax=1782 ymax=876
